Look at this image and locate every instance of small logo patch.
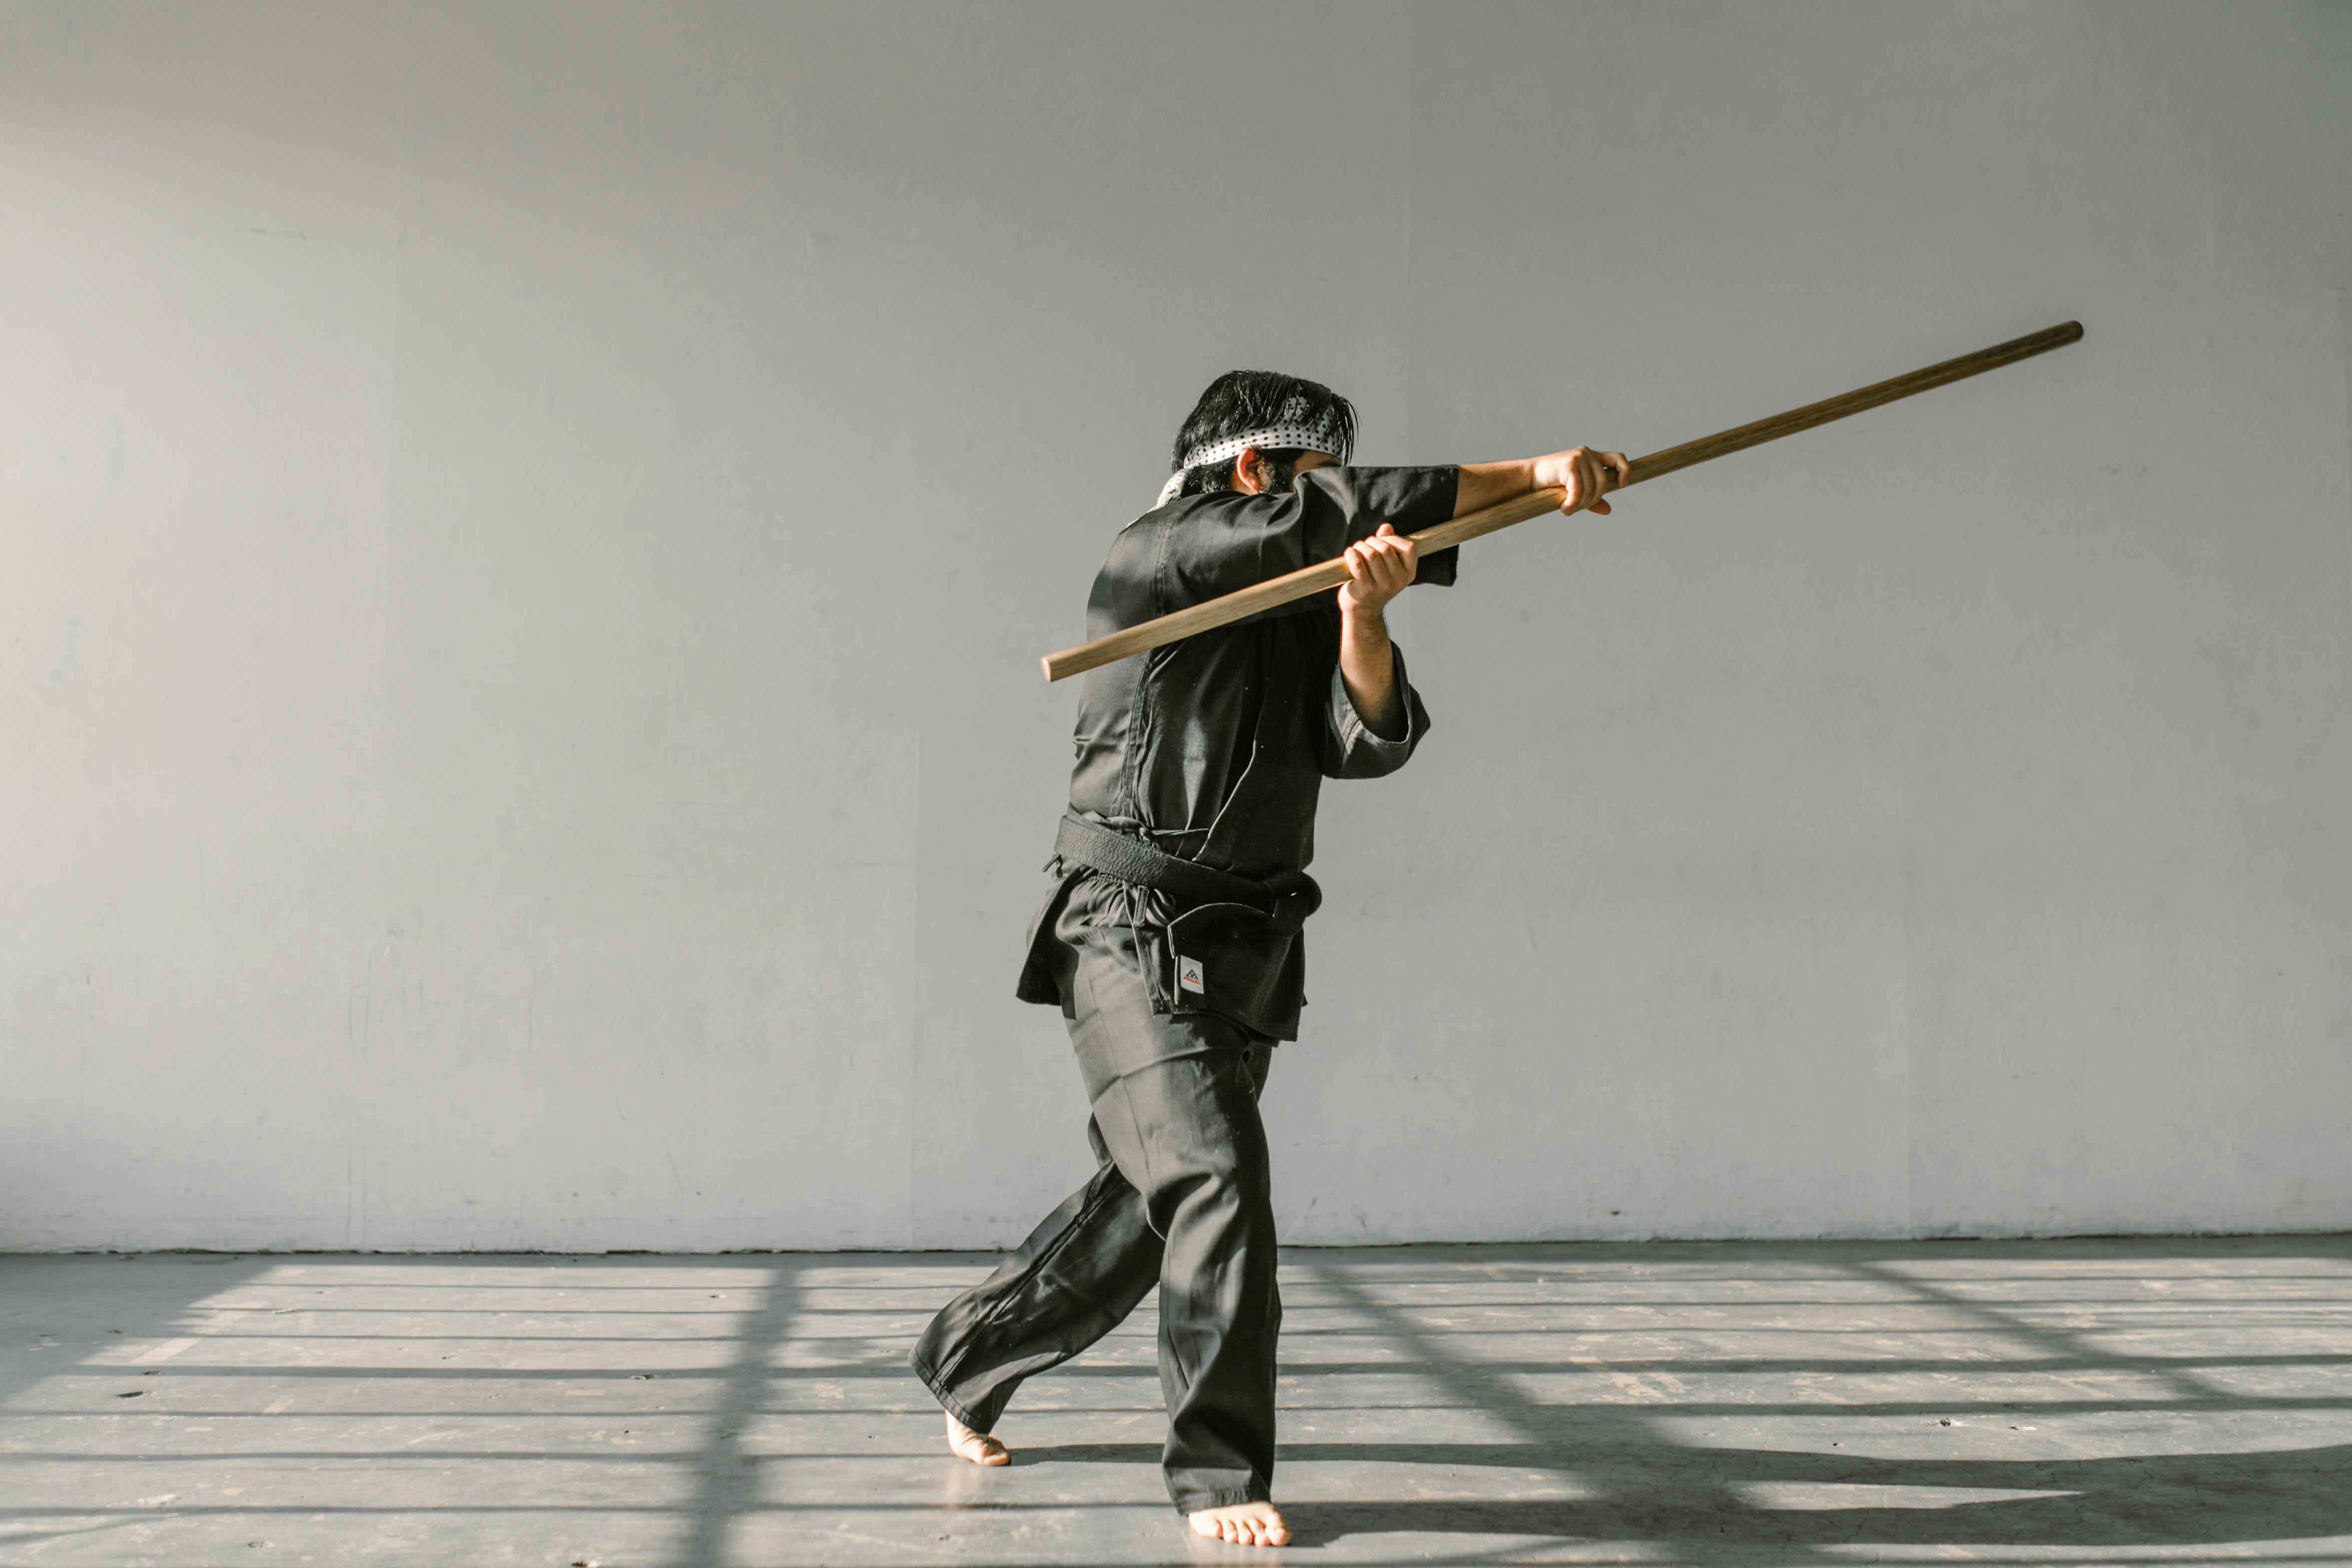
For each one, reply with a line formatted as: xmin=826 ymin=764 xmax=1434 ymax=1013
xmin=1177 ymin=956 xmax=1205 ymax=994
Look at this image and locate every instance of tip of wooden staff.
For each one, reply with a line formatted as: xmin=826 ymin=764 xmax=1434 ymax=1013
xmin=1040 ymin=654 xmax=1056 ymax=683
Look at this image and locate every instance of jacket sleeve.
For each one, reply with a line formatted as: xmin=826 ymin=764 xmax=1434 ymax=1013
xmin=1155 ymin=465 xmax=1461 ymax=617
xmin=1323 ymin=643 xmax=1433 ymax=779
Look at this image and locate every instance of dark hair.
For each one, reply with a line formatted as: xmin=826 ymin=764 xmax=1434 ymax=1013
xmin=1169 ymin=370 xmax=1356 ymax=498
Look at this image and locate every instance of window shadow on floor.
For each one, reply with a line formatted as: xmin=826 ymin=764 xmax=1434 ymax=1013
xmin=1267 ymin=1238 xmax=2352 ymax=1562
xmin=0 ymin=1252 xmax=799 ymax=1567
xmin=3 ymin=1238 xmax=2348 ymax=1566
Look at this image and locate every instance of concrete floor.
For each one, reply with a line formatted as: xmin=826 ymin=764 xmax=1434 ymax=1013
xmin=0 ymin=1240 xmax=2347 ymax=1567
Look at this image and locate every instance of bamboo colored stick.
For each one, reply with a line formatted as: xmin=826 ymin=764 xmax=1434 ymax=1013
xmin=1041 ymin=320 xmax=2082 ymax=683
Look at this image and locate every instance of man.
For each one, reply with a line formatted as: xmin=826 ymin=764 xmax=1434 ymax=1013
xmin=911 ymin=370 xmax=1626 ymax=1548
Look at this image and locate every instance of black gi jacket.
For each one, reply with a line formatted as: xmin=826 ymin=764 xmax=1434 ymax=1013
xmin=1017 ymin=465 xmax=1461 ymax=1041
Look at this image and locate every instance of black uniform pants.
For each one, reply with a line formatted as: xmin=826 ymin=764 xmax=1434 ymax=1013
xmin=910 ymin=875 xmax=1282 ymax=1513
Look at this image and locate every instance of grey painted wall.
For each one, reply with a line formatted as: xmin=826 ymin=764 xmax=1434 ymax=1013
xmin=5 ymin=1 xmax=2347 ymax=1251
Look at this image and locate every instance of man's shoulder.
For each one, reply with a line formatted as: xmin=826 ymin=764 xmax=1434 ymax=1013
xmin=1140 ymin=490 xmax=1258 ymax=524
xmin=1097 ymin=492 xmax=1253 ymax=572
xmin=1088 ymin=508 xmax=1170 ymax=623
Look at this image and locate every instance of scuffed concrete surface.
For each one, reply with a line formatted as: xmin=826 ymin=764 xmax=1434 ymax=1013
xmin=1 ymin=1238 xmax=2347 ymax=1565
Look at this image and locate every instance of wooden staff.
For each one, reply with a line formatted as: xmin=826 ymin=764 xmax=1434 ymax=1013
xmin=1041 ymin=320 xmax=2083 ymax=683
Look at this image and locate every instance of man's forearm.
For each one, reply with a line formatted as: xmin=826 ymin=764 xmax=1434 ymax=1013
xmin=1452 ymin=448 xmax=1628 ymax=520
xmin=1451 ymin=458 xmax=1540 ymax=518
xmin=1338 ymin=606 xmax=1404 ymax=740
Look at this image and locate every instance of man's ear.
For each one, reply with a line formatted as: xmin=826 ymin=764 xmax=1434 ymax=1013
xmin=1231 ymin=445 xmax=1266 ymax=496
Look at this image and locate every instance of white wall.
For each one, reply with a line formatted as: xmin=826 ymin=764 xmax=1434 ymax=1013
xmin=4 ymin=1 xmax=2347 ymax=1251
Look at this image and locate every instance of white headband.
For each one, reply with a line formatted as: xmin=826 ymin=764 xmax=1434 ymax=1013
xmin=1155 ymin=398 xmax=1351 ymax=507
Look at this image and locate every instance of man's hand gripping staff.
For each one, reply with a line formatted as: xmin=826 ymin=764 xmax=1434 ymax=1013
xmin=1333 ymin=523 xmax=1419 ymax=740
xmin=1039 ymin=322 xmax=2084 ymax=683
xmin=1533 ymin=445 xmax=1633 ymax=518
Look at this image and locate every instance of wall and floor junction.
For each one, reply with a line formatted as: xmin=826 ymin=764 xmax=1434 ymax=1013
xmin=4 ymin=3 xmax=2349 ymax=1253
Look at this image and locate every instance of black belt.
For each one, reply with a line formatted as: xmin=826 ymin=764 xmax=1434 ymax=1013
xmin=1054 ymin=813 xmax=1321 ymax=936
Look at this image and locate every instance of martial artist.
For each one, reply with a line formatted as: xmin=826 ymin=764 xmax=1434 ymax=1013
xmin=911 ymin=369 xmax=1626 ymax=1548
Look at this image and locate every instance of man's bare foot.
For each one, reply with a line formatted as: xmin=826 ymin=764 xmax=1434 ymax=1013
xmin=945 ymin=1412 xmax=1008 ymax=1466
xmin=1188 ymin=1501 xmax=1289 ymax=1547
